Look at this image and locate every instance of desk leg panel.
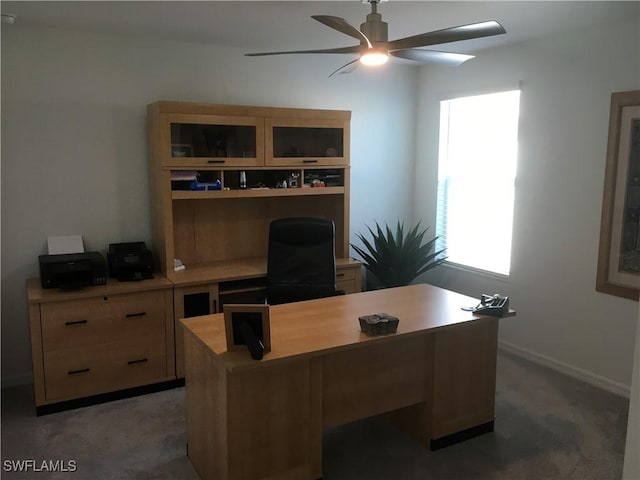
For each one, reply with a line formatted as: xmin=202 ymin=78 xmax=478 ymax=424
xmin=185 ymin=332 xmax=229 ymax=480
xmin=322 ymin=335 xmax=432 ymax=428
xmin=431 ymin=317 xmax=499 ymax=440
xmin=226 ymin=360 xmax=321 ymax=480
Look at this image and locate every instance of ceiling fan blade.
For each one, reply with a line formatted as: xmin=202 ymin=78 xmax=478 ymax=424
xmin=312 ymin=15 xmax=372 ymax=47
xmin=328 ymin=58 xmax=360 ymax=78
xmin=246 ymin=45 xmax=360 ymax=57
xmin=390 ymin=49 xmax=474 ymax=66
xmin=388 ymin=20 xmax=506 ymax=51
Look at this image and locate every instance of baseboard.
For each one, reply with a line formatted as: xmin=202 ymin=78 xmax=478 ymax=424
xmin=499 ymin=341 xmax=631 ymax=398
xmin=430 ymin=421 xmax=494 ymax=450
xmin=36 ymin=379 xmax=185 ymax=415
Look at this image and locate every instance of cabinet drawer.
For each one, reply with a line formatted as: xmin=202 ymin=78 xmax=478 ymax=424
xmin=337 ymin=279 xmax=357 ymax=294
xmin=44 ymin=339 xmax=167 ymax=402
xmin=40 ymin=291 xmax=166 ymax=351
xmin=336 ymin=267 xmax=356 ymax=281
xmin=41 ymin=298 xmax=111 ymax=352
xmin=336 ymin=265 xmax=361 ymax=294
xmin=110 ymin=291 xmax=166 ymax=339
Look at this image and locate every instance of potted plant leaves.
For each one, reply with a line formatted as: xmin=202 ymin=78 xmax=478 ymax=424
xmin=351 ymin=221 xmax=447 ymax=289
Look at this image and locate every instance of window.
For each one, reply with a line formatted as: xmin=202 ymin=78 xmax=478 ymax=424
xmin=436 ymin=89 xmax=520 ymax=276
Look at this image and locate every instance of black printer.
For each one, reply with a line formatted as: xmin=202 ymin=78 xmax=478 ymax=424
xmin=39 ymin=252 xmax=107 ymax=289
xmin=107 ymin=242 xmax=154 ymax=281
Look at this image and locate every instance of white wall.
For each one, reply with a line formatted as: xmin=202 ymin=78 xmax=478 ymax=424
xmin=0 ymin=26 xmax=417 ymax=385
xmin=623 ymin=307 xmax=639 ymax=479
xmin=416 ymin=18 xmax=640 ymax=395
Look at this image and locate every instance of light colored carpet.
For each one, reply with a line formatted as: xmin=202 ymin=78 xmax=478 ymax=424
xmin=1 ymin=350 xmax=629 ymax=479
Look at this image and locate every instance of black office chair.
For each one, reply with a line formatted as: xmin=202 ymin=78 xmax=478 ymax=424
xmin=266 ymin=217 xmax=343 ymax=305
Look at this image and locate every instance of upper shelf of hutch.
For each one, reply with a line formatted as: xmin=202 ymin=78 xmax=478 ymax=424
xmin=148 ymin=101 xmax=351 ymax=169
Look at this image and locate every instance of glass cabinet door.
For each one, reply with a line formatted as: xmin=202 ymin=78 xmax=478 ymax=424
xmin=265 ymin=118 xmax=349 ymax=167
xmin=163 ymin=114 xmax=264 ymax=167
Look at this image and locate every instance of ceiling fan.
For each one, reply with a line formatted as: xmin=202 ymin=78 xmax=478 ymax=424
xmin=245 ymin=0 xmax=506 ymax=77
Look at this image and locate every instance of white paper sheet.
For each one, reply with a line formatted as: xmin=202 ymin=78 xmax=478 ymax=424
xmin=47 ymin=235 xmax=85 ymax=255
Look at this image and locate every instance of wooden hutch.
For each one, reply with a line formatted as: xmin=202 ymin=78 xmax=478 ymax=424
xmin=147 ymin=101 xmax=362 ymax=376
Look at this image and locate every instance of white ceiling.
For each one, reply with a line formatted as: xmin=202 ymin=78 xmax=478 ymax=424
xmin=2 ymin=1 xmax=638 ymax=55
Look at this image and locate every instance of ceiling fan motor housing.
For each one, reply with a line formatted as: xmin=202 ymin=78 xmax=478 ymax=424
xmin=361 ymin=12 xmax=388 ymax=44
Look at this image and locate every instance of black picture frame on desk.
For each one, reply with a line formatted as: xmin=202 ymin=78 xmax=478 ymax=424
xmin=224 ymin=304 xmax=271 ymax=359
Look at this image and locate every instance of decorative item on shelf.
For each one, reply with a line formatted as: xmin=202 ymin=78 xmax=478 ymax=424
xmin=325 ymin=146 xmax=338 ymax=157
xmin=351 ymin=221 xmax=446 ymax=289
xmin=174 ymin=259 xmax=186 ymax=271
xmin=171 ymin=144 xmax=193 ymax=157
xmin=311 ymin=179 xmax=325 ymax=188
xmin=358 ymin=313 xmax=399 ymax=336
xmin=239 ymin=171 xmax=247 ymax=189
xmin=288 ymin=172 xmax=300 ymax=188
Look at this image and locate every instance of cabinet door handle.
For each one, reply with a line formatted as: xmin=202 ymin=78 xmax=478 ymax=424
xmin=303 ymin=159 xmax=318 ymax=164
xmin=68 ymin=368 xmax=90 ymax=375
xmin=208 ymin=160 xmax=226 ymax=164
xmin=127 ymin=358 xmax=148 ymax=365
xmin=65 ymin=320 xmax=88 ymax=326
xmin=125 ymin=312 xmax=147 ymax=318
xmin=336 ymin=273 xmax=345 ymax=278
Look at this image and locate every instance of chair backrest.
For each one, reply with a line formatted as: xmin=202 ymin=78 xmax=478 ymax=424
xmin=267 ymin=217 xmax=337 ymax=305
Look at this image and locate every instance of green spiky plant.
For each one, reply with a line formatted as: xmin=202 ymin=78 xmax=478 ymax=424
xmin=351 ymin=221 xmax=447 ymax=289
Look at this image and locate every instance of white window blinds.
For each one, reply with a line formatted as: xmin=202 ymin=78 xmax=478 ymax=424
xmin=436 ymin=89 xmax=520 ymax=276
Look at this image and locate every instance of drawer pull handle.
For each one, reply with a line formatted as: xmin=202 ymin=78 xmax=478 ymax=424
xmin=303 ymin=159 xmax=318 ymax=164
xmin=65 ymin=320 xmax=88 ymax=326
xmin=337 ymin=273 xmax=345 ymax=278
xmin=125 ymin=312 xmax=147 ymax=318
xmin=128 ymin=358 xmax=148 ymax=366
xmin=208 ymin=160 xmax=226 ymax=164
xmin=68 ymin=368 xmax=90 ymax=375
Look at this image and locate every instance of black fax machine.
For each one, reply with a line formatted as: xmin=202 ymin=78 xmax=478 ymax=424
xmin=39 ymin=252 xmax=107 ymax=289
xmin=107 ymin=242 xmax=154 ymax=281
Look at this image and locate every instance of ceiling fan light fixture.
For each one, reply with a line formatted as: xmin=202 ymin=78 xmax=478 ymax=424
xmin=246 ymin=2 xmax=507 ymax=77
xmin=360 ymin=49 xmax=389 ymax=66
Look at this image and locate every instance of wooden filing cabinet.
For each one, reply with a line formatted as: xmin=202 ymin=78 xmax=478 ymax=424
xmin=336 ymin=261 xmax=362 ymax=294
xmin=27 ymin=277 xmax=176 ymax=412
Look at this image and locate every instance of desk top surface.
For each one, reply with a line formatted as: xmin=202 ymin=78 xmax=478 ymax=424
xmin=181 ymin=283 xmax=503 ymax=370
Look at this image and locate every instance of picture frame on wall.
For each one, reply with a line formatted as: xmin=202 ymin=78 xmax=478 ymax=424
xmin=596 ymin=90 xmax=640 ymax=301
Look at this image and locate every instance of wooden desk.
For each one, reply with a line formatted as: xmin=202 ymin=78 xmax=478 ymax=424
xmin=181 ymin=284 xmax=510 ymax=480
xmin=171 ymin=257 xmax=362 ymax=378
